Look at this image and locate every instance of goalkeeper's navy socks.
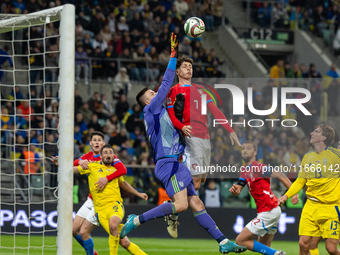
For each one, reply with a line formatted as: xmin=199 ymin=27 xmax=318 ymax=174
xmin=83 ymin=237 xmax=95 ymax=255
xmin=140 ymin=201 xmax=174 ymax=223
xmin=253 ymin=241 xmax=277 ymax=255
xmin=193 ymin=209 xmax=226 ymax=243
xmin=74 ymin=234 xmax=84 ymax=248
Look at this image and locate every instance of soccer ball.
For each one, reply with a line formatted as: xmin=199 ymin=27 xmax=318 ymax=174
xmin=184 ymin=17 xmax=205 ymax=38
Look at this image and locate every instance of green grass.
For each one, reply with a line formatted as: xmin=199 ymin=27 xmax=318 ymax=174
xmin=0 ymin=235 xmax=329 ymax=255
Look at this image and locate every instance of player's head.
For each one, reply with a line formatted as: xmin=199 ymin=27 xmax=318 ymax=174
xmin=136 ymin=87 xmax=156 ymax=108
xmin=242 ymin=140 xmax=257 ymax=163
xmin=176 ymin=56 xmax=193 ymax=80
xmin=100 ymin=145 xmax=114 ymax=166
xmin=310 ymin=124 xmax=335 ymax=146
xmin=90 ymin=131 xmax=105 ymax=154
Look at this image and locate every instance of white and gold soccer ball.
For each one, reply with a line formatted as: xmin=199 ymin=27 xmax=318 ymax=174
xmin=184 ymin=17 xmax=205 ymax=38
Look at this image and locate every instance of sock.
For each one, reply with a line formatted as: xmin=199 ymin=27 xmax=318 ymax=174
xmin=139 ymin=202 xmax=174 ymax=224
xmin=253 ymin=241 xmax=277 ymax=255
xmin=219 ymin=239 xmax=229 ymax=245
xmin=310 ymin=248 xmax=319 ymax=255
xmin=74 ymin=234 xmax=84 ymax=248
xmin=83 ymin=237 xmax=94 ymax=255
xmin=194 ymin=209 xmax=226 ymax=243
xmin=169 ymin=214 xmax=179 ymax=221
xmin=127 ymin=242 xmax=147 ymax=255
xmin=109 ymin=235 xmax=119 ymax=255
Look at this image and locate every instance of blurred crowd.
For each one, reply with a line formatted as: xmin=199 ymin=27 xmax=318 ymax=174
xmin=1 ymin=0 xmax=227 ymax=89
xmin=269 ymin=60 xmax=340 ymax=117
xmin=247 ymin=0 xmax=340 ymax=55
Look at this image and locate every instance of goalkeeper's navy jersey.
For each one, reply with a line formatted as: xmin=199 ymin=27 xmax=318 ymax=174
xmin=143 ymin=59 xmax=185 ymax=162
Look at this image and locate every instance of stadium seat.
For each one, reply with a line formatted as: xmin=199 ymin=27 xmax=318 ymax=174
xmin=286 ymin=189 xmax=304 ymax=208
xmin=322 ymin=29 xmax=331 ymax=46
xmin=30 ymin=175 xmax=44 ymax=200
xmin=220 ymin=181 xmax=232 ymax=199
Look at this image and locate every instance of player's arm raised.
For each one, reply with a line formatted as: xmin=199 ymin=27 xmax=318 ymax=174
xmin=207 ymin=102 xmax=241 ymax=147
xmin=119 ymin=180 xmax=148 ymax=201
xmin=271 ymin=170 xmax=299 ymax=205
xmin=149 ymin=33 xmax=178 ymax=113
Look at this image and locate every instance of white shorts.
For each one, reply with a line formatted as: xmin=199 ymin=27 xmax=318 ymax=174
xmin=245 ymin=206 xmax=281 ymax=237
xmin=183 ymin=136 xmax=211 ymax=176
xmin=76 ymin=197 xmax=99 ymax=226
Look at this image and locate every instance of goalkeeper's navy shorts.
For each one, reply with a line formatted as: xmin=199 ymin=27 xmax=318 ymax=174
xmin=155 ymin=157 xmax=196 ymax=199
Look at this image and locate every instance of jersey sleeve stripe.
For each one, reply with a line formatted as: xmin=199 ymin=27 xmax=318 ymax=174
xmin=329 ymin=148 xmax=340 ymax=159
xmin=167 ymin=105 xmax=174 ymax=108
xmin=239 ymin=178 xmax=246 ymax=181
xmin=112 ymin=161 xmax=122 ymax=166
xmin=207 ymin=99 xmax=213 ymax=104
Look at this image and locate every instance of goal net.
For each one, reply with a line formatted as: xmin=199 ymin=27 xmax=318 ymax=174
xmin=0 ymin=5 xmax=74 ymax=255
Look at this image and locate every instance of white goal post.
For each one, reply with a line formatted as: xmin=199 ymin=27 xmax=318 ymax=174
xmin=0 ymin=4 xmax=75 ymax=254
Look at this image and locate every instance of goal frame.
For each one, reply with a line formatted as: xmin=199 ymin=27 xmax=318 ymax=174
xmin=0 ymin=4 xmax=75 ymax=254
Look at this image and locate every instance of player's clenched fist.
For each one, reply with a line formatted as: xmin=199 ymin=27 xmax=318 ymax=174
xmin=278 ymin=195 xmax=288 ymax=206
xmin=229 ymin=184 xmax=241 ymax=196
xmin=79 ymin=159 xmax=89 ymax=169
xmin=170 ymin=33 xmax=179 ymax=58
xmin=291 ymin=194 xmax=299 ymax=205
xmin=138 ymin=193 xmax=148 ymax=201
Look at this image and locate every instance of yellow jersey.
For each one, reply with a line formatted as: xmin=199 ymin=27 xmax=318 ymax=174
xmin=78 ymin=162 xmax=124 ymax=210
xmin=298 ymin=146 xmax=340 ymax=205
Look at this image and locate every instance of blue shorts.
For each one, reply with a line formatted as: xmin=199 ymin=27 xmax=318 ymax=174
xmin=155 ymin=158 xmax=196 ymax=199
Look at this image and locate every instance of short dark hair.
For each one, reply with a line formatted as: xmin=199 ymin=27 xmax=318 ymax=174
xmin=317 ymin=124 xmax=335 ymax=146
xmin=100 ymin=144 xmax=114 ymax=154
xmin=243 ymin=140 xmax=257 ymax=151
xmin=90 ymin=131 xmax=104 ymax=140
xmin=176 ymin=56 xmax=193 ymax=70
xmin=136 ymin=87 xmax=149 ymax=108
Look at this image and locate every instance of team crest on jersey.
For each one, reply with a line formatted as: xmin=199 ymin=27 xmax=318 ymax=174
xmin=323 ymin=158 xmax=327 ymax=165
xmin=178 ymin=181 xmax=184 ymax=188
xmin=167 ymin=97 xmax=172 ymax=105
xmin=98 ymin=169 xmax=103 ymax=172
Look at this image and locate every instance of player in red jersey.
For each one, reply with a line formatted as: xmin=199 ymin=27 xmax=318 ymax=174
xmin=166 ymin=56 xmax=241 ymax=191
xmin=165 ymin=56 xmax=242 ymax=238
xmin=51 ymin=131 xmax=146 ymax=255
xmin=229 ymin=140 xmax=299 ymax=255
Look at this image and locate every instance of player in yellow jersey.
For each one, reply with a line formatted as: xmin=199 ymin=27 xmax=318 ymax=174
xmin=278 ymin=124 xmax=340 ymax=255
xmin=74 ymin=145 xmax=148 ymax=255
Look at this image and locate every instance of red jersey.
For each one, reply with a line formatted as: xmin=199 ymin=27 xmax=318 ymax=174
xmin=166 ymin=83 xmax=233 ymax=139
xmin=73 ymin=151 xmax=127 ymax=200
xmin=240 ymin=161 xmax=278 ymax=213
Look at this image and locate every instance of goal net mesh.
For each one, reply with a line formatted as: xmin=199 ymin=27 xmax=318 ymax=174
xmin=0 ymin=6 xmax=74 ymax=254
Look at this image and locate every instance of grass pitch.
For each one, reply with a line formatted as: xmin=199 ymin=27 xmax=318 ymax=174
xmin=0 ymin=235 xmax=328 ymax=254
